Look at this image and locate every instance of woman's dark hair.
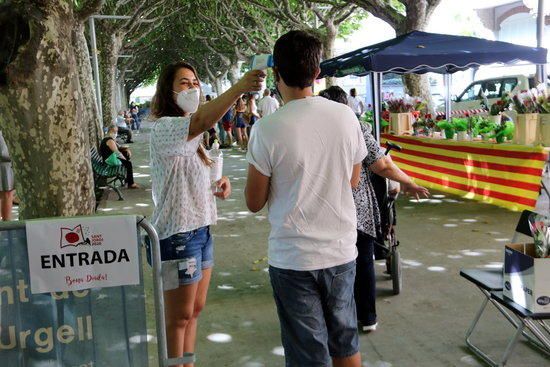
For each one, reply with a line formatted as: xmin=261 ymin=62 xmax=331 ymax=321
xmin=319 ymin=86 xmax=348 ymax=105
xmin=151 ymin=61 xmax=200 ymax=118
xmin=151 ymin=61 xmax=212 ymax=166
xmin=273 ymin=30 xmax=322 ymax=89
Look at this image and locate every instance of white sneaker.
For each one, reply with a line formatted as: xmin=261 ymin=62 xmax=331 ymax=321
xmin=361 ymin=322 xmax=378 ymax=332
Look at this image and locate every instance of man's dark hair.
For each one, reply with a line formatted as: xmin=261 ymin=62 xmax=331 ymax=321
xmin=319 ymin=86 xmax=348 ymax=105
xmin=273 ymin=30 xmax=323 ymax=89
xmin=350 ymin=88 xmax=357 ymax=97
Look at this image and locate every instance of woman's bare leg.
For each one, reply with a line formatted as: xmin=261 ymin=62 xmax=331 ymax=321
xmin=0 ymin=190 xmax=14 ymax=221
xmin=164 ymin=283 xmax=199 ymax=367
xmin=183 ymin=268 xmax=212 ymax=367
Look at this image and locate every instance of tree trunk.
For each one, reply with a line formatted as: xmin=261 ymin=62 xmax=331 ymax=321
xmin=0 ymin=1 xmax=95 ymax=219
xmin=322 ymin=23 xmax=338 ymax=87
xmin=213 ymin=76 xmax=225 ymax=96
xmin=397 ymin=8 xmax=434 ymax=112
xmin=227 ymin=62 xmax=242 ymax=86
xmin=99 ymin=33 xmax=123 ymax=128
xmin=74 ymin=23 xmax=102 ymax=148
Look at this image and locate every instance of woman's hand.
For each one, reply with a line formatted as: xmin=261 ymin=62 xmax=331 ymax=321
xmin=402 ymin=181 xmax=430 ymax=201
xmin=235 ymin=70 xmax=266 ymax=94
xmin=214 ymin=176 xmax=232 ymax=200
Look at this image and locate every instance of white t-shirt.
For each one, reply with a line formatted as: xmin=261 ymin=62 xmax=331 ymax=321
xmin=347 ymin=96 xmax=363 ymax=115
xmin=150 ymin=116 xmax=217 ymax=239
xmin=257 ymin=96 xmax=280 ymax=117
xmin=246 ymin=96 xmax=368 ymax=271
xmin=115 ymin=116 xmax=127 ymax=129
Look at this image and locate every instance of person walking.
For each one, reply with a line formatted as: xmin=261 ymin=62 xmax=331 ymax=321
xmin=245 ymin=30 xmax=366 ymax=367
xmin=257 ymin=88 xmax=279 ymax=117
xmin=150 ymin=60 xmax=264 ymax=367
xmin=319 ymin=86 xmax=429 ymax=332
xmin=348 ymin=88 xmax=364 ymax=119
xmin=234 ymin=95 xmax=248 ymax=150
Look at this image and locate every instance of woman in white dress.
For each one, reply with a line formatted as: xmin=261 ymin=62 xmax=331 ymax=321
xmin=150 ymin=61 xmax=264 ymax=366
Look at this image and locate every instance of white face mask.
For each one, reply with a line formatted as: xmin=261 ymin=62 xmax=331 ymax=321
xmin=173 ymin=88 xmax=200 ymax=113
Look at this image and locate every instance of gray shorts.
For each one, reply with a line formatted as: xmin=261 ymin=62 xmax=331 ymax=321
xmin=269 ymin=260 xmax=359 ymax=367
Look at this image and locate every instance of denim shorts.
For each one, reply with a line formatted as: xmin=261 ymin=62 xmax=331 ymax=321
xmin=269 ymin=260 xmax=359 ymax=366
xmin=148 ymin=226 xmax=214 ymax=285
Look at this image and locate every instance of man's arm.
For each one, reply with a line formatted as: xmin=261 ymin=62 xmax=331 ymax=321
xmin=245 ymin=164 xmax=270 ymax=212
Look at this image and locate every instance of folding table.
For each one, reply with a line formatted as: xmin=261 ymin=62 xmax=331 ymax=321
xmin=460 ymin=268 xmax=550 ymax=366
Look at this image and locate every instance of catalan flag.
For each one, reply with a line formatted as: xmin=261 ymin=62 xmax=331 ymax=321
xmin=382 ymin=134 xmax=548 ymax=211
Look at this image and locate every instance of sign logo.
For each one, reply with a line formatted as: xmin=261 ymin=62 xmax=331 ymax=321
xmin=537 ymin=296 xmax=550 ymax=306
xmin=60 ymin=225 xmax=91 ymax=248
xmin=504 ymin=281 xmax=511 ymax=291
xmin=26 ymin=216 xmax=140 ymax=294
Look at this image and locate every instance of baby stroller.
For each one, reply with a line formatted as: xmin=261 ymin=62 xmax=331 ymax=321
xmin=371 ymin=141 xmax=403 ymax=295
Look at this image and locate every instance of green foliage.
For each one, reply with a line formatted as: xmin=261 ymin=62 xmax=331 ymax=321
xmin=473 ymin=117 xmax=497 ymax=135
xmin=493 ymin=121 xmax=515 ymax=140
xmin=436 ymin=120 xmax=453 ymax=131
xmin=388 ymin=0 xmax=406 ymax=15
xmin=338 ymin=10 xmax=368 ymax=39
xmin=452 ymin=118 xmax=468 ymax=132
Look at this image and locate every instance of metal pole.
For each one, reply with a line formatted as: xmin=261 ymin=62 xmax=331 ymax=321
xmin=89 ymin=17 xmax=103 ymax=124
xmin=372 ymin=72 xmax=382 ymax=142
xmin=92 ymin=15 xmax=132 ymax=20
xmin=138 ymin=219 xmax=168 ymax=365
xmin=537 ymin=0 xmax=547 ymax=84
xmin=444 ymin=74 xmax=452 ymax=121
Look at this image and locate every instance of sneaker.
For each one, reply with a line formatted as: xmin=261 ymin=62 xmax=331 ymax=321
xmin=361 ymin=322 xmax=378 ymax=332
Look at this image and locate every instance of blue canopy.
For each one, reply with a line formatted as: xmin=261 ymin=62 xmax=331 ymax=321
xmin=319 ymin=31 xmax=548 ymax=77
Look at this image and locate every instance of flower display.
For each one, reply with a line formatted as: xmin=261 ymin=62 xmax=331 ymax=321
xmin=385 ymin=95 xmax=417 ymax=113
xmin=512 ymin=89 xmax=540 ymax=114
xmin=489 ymin=95 xmax=511 ymax=116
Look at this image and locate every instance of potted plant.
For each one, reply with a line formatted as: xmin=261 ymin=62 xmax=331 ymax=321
xmin=488 ymin=95 xmax=511 ymax=124
xmin=385 ymin=95 xmax=416 ymax=135
xmin=534 ymin=87 xmax=550 ymax=146
xmin=512 ymin=89 xmax=539 ymax=145
xmin=424 ymin=113 xmax=435 ymax=137
xmin=492 ymin=120 xmax=515 ymax=144
xmin=453 ymin=118 xmax=469 ymax=141
xmin=362 ymin=109 xmax=390 ymax=133
xmin=437 ymin=120 xmax=455 ymax=140
xmin=475 ymin=117 xmax=497 ymax=141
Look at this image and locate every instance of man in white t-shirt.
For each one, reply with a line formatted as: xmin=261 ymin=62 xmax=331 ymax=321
xmin=245 ymin=30 xmax=366 ymax=367
xmin=257 ymin=88 xmax=280 ymax=117
xmin=347 ymin=88 xmax=364 ymax=119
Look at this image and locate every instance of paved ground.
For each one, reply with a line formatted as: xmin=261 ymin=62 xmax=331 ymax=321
xmin=97 ymin=122 xmax=550 ymax=367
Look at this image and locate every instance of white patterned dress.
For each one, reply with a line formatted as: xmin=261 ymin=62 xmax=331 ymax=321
xmin=150 ymin=116 xmax=217 ymax=240
xmin=352 ymin=123 xmax=385 ymax=238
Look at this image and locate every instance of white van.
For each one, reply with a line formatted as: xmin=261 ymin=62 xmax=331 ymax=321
xmin=437 ymin=75 xmax=541 ymax=115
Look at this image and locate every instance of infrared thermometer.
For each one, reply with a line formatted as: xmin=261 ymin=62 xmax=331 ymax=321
xmin=250 ymin=54 xmax=274 ymax=70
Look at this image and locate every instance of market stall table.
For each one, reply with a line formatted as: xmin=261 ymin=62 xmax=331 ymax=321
xmin=381 ymin=134 xmax=548 ymax=211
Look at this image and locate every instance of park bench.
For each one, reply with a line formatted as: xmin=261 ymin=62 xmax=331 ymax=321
xmin=90 ymin=147 xmax=126 ymax=201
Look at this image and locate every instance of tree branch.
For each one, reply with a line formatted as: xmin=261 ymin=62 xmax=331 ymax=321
xmin=76 ymin=0 xmax=105 ymax=22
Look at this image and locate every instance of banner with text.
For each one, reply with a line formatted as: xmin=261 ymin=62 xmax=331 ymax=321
xmin=26 ymin=215 xmax=140 ymax=294
xmin=0 ymin=225 xmax=148 ymax=367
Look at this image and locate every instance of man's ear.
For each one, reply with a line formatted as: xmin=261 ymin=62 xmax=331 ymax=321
xmin=314 ymin=67 xmax=321 ymax=81
xmin=273 ymin=66 xmax=280 ymax=82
